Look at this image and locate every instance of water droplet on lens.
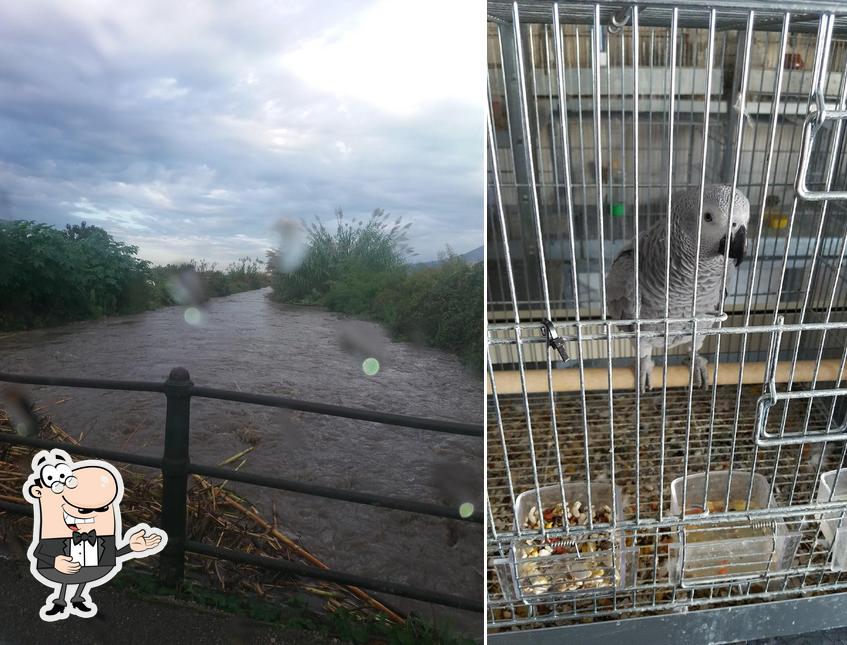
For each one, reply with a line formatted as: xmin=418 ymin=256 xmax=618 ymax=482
xmin=273 ymin=218 xmax=308 ymax=273
xmin=184 ymin=307 xmax=204 ymax=326
xmin=362 ymin=357 xmax=380 ymax=376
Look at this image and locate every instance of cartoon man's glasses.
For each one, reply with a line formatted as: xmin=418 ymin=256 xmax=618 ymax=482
xmin=38 ymin=463 xmax=78 ymax=494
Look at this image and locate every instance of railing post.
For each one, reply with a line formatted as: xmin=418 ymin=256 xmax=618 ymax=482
xmin=158 ymin=366 xmax=192 ymax=587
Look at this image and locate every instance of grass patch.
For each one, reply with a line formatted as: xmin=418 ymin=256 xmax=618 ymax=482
xmin=115 ymin=568 xmax=475 ymax=645
xmin=269 ymin=210 xmax=482 ymax=372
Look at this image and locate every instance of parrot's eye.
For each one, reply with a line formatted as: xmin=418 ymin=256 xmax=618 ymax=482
xmin=704 ymin=211 xmax=713 ymax=222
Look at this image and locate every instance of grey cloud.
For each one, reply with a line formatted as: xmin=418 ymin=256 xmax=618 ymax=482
xmin=0 ymin=0 xmax=483 ymax=264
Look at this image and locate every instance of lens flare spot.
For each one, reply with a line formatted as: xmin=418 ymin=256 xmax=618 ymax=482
xmin=362 ymin=357 xmax=380 ymax=376
xmin=459 ymin=502 xmax=474 ymax=518
xmin=184 ymin=307 xmax=204 ymax=326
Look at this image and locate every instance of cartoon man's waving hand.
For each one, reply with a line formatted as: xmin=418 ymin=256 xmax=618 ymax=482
xmin=22 ymin=449 xmax=167 ymax=621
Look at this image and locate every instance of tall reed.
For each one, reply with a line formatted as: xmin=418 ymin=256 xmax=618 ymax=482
xmin=269 ymin=210 xmax=482 ymax=372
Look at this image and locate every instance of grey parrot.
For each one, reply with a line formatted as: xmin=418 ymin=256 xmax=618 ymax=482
xmin=605 ymin=184 xmax=750 ymax=392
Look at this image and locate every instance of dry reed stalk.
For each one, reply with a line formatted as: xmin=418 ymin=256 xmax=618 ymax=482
xmin=0 ymin=407 xmax=405 ymax=625
xmin=192 ymin=475 xmax=405 ymax=624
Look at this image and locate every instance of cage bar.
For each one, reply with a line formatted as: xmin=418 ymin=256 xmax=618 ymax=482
xmin=487 ymin=0 xmax=847 ymax=637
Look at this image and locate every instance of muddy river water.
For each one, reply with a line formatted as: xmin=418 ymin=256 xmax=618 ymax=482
xmin=0 ymin=288 xmax=483 ymax=634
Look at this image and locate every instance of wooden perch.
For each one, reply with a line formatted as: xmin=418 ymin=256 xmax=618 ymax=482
xmin=486 ymin=360 xmax=847 ymax=395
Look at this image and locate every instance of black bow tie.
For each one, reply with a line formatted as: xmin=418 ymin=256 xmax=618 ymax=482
xmin=72 ymin=530 xmax=97 ymax=545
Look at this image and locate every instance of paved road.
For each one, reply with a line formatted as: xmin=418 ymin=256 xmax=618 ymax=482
xmin=0 ymin=557 xmax=343 ymax=645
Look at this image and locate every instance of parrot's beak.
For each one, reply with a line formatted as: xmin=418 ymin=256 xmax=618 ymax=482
xmin=719 ymin=225 xmax=747 ymax=267
xmin=730 ymin=225 xmax=747 ymax=266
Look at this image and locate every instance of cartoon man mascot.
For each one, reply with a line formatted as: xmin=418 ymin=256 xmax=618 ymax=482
xmin=22 ymin=449 xmax=167 ymax=621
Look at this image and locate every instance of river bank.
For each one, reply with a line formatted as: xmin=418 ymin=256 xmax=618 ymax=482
xmin=0 ymin=288 xmax=483 ymax=635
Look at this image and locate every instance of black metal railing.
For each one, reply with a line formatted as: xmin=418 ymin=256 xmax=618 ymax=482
xmin=0 ymin=367 xmax=483 ymax=613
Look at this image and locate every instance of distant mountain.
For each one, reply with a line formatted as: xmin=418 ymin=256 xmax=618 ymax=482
xmin=460 ymin=246 xmax=484 ymax=263
xmin=410 ymin=246 xmax=483 ymax=270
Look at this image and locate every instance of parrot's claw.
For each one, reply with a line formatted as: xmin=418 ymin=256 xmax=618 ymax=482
xmin=685 ymin=354 xmax=709 ymax=389
xmin=638 ymin=356 xmax=654 ymax=394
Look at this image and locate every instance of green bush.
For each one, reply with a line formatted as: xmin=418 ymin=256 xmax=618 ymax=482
xmin=269 ymin=208 xmax=409 ymax=303
xmin=225 ymin=257 xmax=268 ymax=293
xmin=393 ymin=257 xmax=484 ymax=369
xmin=269 ymin=210 xmax=482 ymax=372
xmin=150 ymin=258 xmax=269 ymax=302
xmin=323 ymin=269 xmax=402 ymax=317
xmin=0 ymin=221 xmax=269 ymax=330
xmin=0 ymin=220 xmax=155 ymax=329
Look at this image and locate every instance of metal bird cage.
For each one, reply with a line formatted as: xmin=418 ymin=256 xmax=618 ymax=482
xmin=487 ymin=0 xmax=847 ymax=640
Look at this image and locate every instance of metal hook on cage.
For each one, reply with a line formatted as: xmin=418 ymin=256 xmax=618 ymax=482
xmin=607 ymin=7 xmax=631 ymax=34
xmin=795 ymin=89 xmax=847 ymax=201
xmin=814 ymin=89 xmax=826 ymax=119
xmin=541 ymin=319 xmax=569 ymax=363
xmin=801 ymin=90 xmax=826 ymax=142
xmin=732 ymin=91 xmax=753 ymax=129
xmin=765 ymin=316 xmax=784 ymax=402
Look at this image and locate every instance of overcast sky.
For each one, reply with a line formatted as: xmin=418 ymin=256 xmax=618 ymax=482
xmin=0 ymin=1 xmax=484 ymax=265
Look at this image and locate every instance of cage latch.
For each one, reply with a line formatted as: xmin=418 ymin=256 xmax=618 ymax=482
xmin=541 ymin=319 xmax=568 ymax=363
xmin=795 ymin=91 xmax=847 ymax=201
xmin=754 ymin=320 xmax=847 ymax=446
